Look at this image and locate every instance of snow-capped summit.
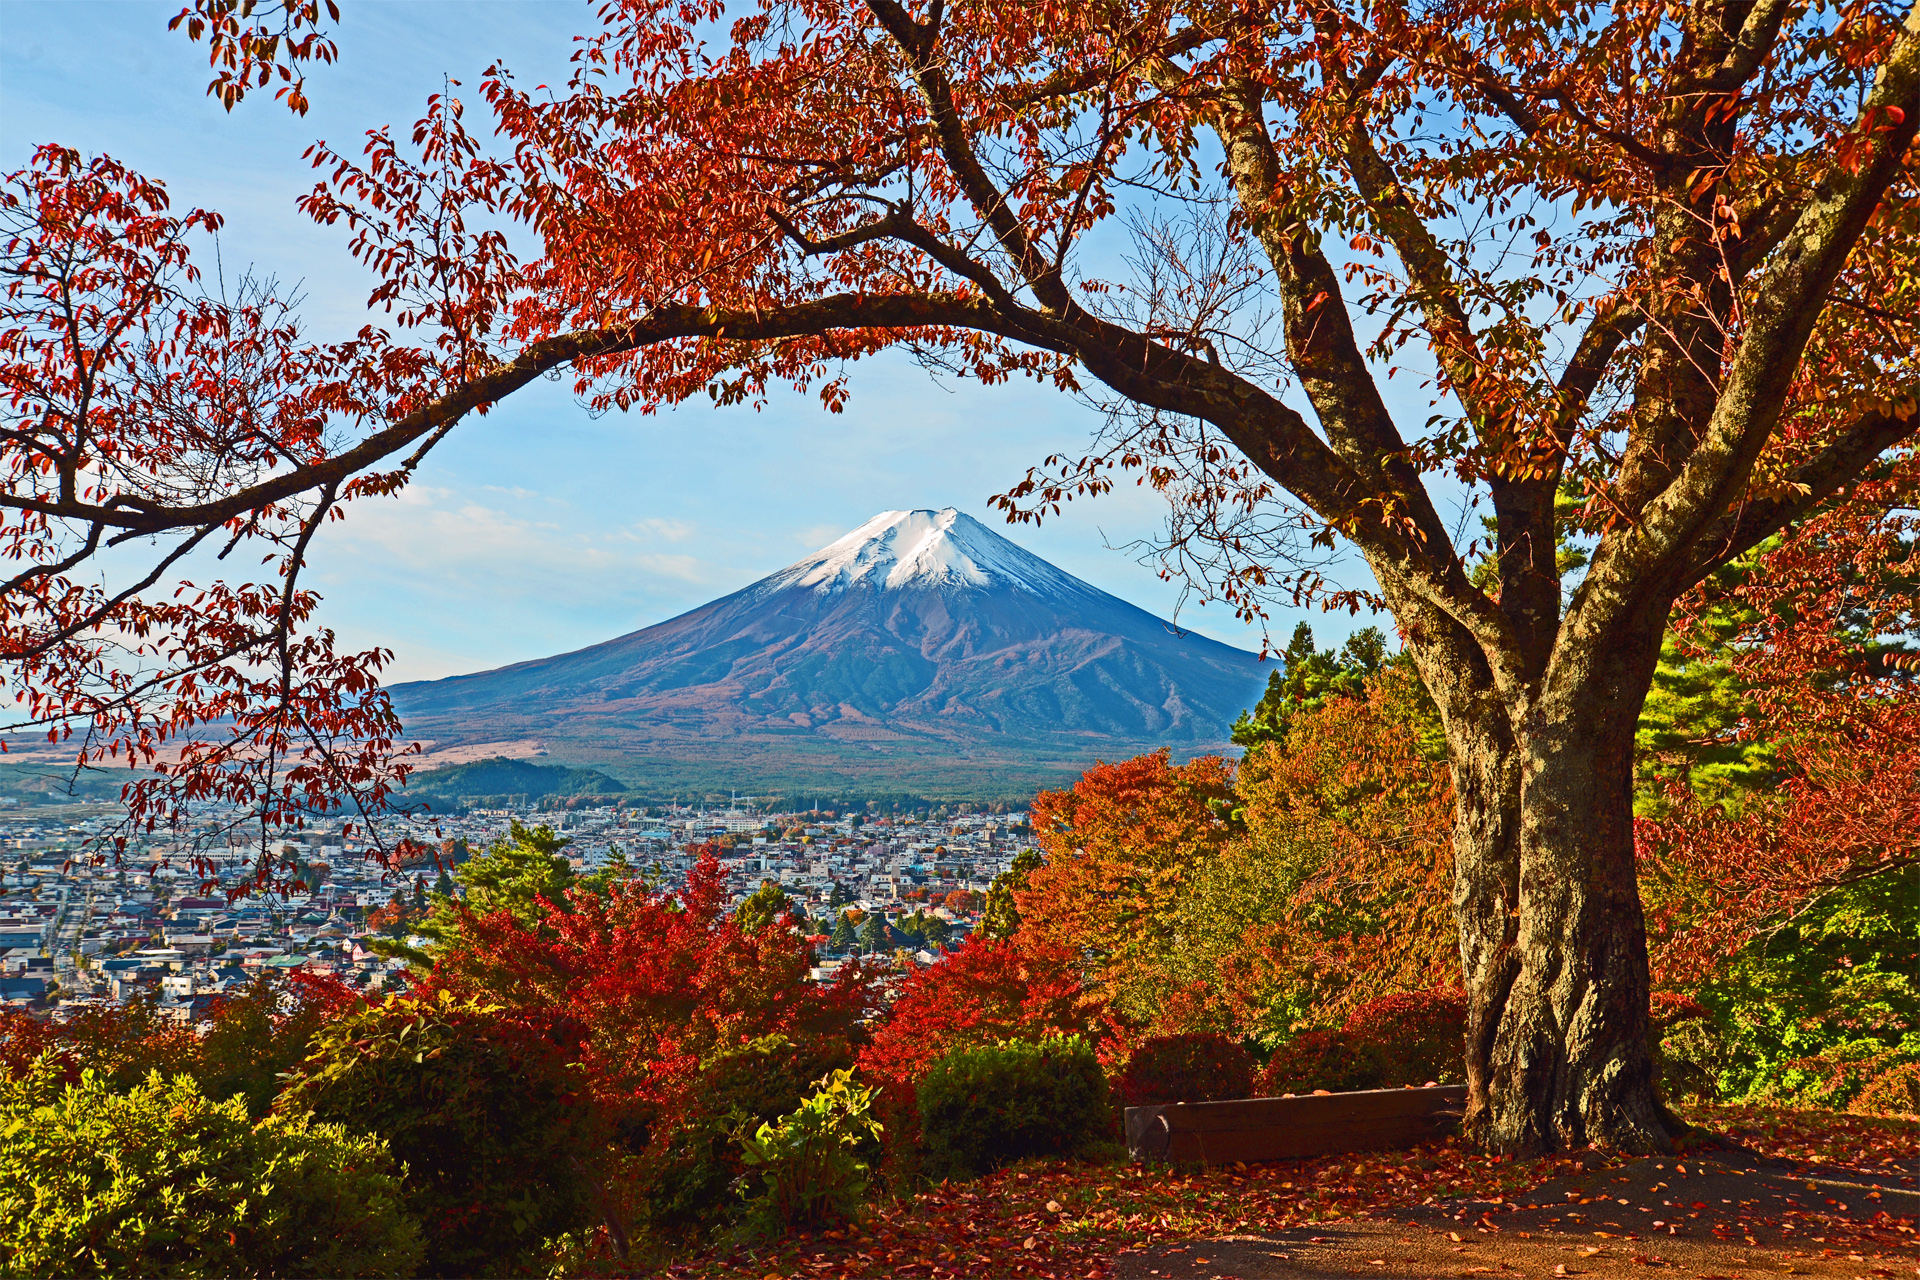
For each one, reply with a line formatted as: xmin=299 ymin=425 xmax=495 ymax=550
xmin=765 ymin=508 xmax=1088 ymax=596
xmin=391 ymin=506 xmax=1272 ymax=795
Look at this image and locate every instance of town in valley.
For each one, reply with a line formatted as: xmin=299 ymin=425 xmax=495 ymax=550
xmin=0 ymin=792 xmax=1028 ymax=1016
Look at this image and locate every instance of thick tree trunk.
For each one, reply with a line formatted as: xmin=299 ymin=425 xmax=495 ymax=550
xmin=1433 ymin=680 xmax=1522 ymax=1145
xmin=1437 ymin=622 xmax=1679 ymax=1154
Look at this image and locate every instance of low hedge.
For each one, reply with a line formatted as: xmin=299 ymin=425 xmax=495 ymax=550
xmin=917 ymin=1036 xmax=1109 ymax=1180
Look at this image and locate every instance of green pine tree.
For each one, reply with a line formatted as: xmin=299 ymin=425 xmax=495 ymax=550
xmin=1231 ymin=623 xmax=1389 ymax=750
xmin=894 ymin=910 xmax=926 ymax=944
xmin=577 ymin=843 xmax=640 ymax=896
xmin=370 ymin=821 xmax=573 ymax=968
xmin=735 ymin=879 xmax=792 ymax=934
xmin=979 ymin=848 xmax=1042 ymax=941
xmin=1633 ymin=551 xmax=1786 ymax=816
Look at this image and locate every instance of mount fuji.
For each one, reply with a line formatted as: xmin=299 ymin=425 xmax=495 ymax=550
xmin=389 ymin=508 xmax=1272 ymax=797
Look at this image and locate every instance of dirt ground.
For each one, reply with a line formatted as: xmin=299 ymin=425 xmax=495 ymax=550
xmin=1114 ymin=1143 xmax=1920 ymax=1280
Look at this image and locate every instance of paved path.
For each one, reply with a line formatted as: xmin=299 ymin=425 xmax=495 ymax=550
xmin=1114 ymin=1146 xmax=1920 ymax=1280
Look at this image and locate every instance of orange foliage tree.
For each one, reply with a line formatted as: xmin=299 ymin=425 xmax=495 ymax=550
xmin=6 ymin=0 xmax=1918 ymax=1151
xmin=1218 ymin=660 xmax=1456 ymax=1033
xmin=1017 ymin=749 xmax=1236 ymax=991
xmin=1011 ymin=662 xmax=1454 ymax=1048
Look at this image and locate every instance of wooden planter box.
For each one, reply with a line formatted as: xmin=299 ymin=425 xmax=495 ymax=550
xmin=1124 ymin=1084 xmax=1467 ymax=1164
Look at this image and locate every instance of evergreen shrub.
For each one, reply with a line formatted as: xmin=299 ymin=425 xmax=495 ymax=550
xmin=916 ymin=1035 xmax=1109 ymax=1180
xmin=635 ymin=1032 xmax=853 ymax=1238
xmin=0 ymin=1059 xmax=421 ymax=1279
xmin=734 ymin=1068 xmax=883 ymax=1240
xmin=281 ymin=991 xmax=604 ymax=1278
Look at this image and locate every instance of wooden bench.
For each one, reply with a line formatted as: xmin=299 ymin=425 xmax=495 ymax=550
xmin=1124 ymin=1085 xmax=1467 ymax=1164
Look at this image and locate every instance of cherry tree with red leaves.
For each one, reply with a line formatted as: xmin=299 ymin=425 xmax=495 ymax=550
xmin=168 ymin=0 xmax=341 ymax=116
xmin=1 ymin=146 xmax=423 ymax=889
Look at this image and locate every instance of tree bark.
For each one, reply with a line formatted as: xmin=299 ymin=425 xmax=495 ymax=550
xmin=1435 ymin=617 xmax=1680 ymax=1154
xmin=1441 ymin=697 xmax=1523 ymax=1146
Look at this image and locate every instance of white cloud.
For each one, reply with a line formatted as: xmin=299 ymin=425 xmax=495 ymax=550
xmin=301 ymin=485 xmax=752 ymax=680
xmin=792 ymin=523 xmax=845 ymax=549
xmin=625 ymin=517 xmax=696 ymax=543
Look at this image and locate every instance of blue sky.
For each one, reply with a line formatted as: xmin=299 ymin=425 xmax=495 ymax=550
xmin=2 ymin=0 xmax=1385 ymax=682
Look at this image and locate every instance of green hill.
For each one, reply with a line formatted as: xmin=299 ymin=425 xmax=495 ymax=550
xmin=405 ymin=757 xmax=629 ymax=806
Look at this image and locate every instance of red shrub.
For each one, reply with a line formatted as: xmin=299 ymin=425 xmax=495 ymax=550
xmin=1339 ymin=987 xmax=1467 ymax=1085
xmin=1255 ymin=988 xmax=1467 ymax=1096
xmin=423 ymin=849 xmax=873 ymax=1125
xmin=1256 ymin=1028 xmax=1390 ymax=1095
xmin=0 ymin=1008 xmax=64 ymax=1079
xmin=1854 ymin=1062 xmax=1920 ymax=1118
xmin=2 ymin=972 xmax=367 ymax=1114
xmin=1115 ymin=1033 xmax=1255 ymax=1107
xmin=858 ymin=937 xmax=1099 ymax=1092
xmin=17 ymin=994 xmax=200 ymax=1090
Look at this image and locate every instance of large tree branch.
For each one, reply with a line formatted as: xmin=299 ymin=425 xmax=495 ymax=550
xmin=1334 ymin=71 xmax=1577 ymax=670
xmin=1681 ymin=402 xmax=1920 ymax=588
xmin=1562 ymin=7 xmax=1920 ymax=675
xmin=2 ymin=293 xmax=1040 ymax=538
xmin=1335 ymin=90 xmax=1497 ymax=430
xmin=1552 ymin=297 xmax=1643 ymax=447
xmin=999 ymin=23 xmax=1218 ymax=110
xmin=1222 ymin=88 xmax=1536 ymax=685
xmin=1696 ymin=0 xmax=1798 ymax=95
xmin=863 ymin=0 xmax=1077 ymax=314
xmin=799 ymin=16 xmax=1535 ymax=687
xmin=1126 ymin=54 xmax=1530 ymax=689
xmin=1622 ymin=11 xmax=1919 ymax=567
xmin=8 ymin=275 xmax=1433 ymax=661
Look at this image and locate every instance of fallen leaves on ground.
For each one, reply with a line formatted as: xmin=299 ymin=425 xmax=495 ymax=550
xmin=1690 ymin=1102 xmax=1920 ymax=1170
xmin=648 ymin=1105 xmax=1919 ymax=1279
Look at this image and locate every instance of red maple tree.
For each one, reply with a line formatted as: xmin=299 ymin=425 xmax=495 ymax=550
xmin=859 ymin=936 xmax=1104 ymax=1091
xmin=421 ymin=850 xmax=872 ymax=1115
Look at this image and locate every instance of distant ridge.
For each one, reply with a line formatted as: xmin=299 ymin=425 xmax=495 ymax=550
xmin=406 ymin=757 xmax=628 ymax=806
xmin=390 ymin=508 xmax=1271 ymax=796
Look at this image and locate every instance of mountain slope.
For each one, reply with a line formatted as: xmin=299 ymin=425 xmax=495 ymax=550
xmin=390 ymin=509 xmax=1270 ymax=796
